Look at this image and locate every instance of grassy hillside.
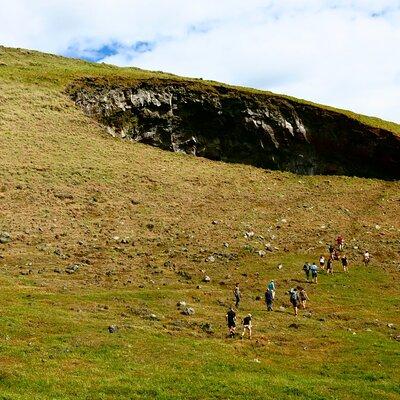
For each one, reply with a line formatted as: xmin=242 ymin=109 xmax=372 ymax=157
xmin=0 ymin=46 xmax=399 ymax=399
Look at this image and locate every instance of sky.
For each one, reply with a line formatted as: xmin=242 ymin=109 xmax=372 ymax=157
xmin=1 ymin=0 xmax=400 ymax=123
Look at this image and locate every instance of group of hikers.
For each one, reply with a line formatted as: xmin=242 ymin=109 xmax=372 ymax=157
xmin=227 ymin=280 xmax=310 ymax=337
xmin=225 ymin=235 xmax=372 ymax=338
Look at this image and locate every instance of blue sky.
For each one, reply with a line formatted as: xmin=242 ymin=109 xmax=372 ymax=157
xmin=1 ymin=0 xmax=400 ymax=123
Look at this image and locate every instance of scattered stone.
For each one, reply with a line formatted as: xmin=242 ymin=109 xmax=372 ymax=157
xmin=176 ymin=301 xmax=187 ymax=308
xmin=108 ymin=325 xmax=118 ymax=333
xmin=19 ymin=270 xmax=31 ymax=276
xmin=279 ymin=306 xmax=286 ymax=312
xmin=200 ymin=322 xmax=213 ymax=334
xmin=149 ymin=313 xmax=158 ymax=320
xmin=203 ymin=275 xmax=211 ymax=283
xmin=257 ymin=250 xmax=266 ymax=257
xmin=375 ymin=225 xmax=381 ymax=230
xmin=353 ymin=246 xmax=359 ymax=250
xmin=387 ymin=323 xmax=396 ymax=329
xmin=65 ymin=264 xmax=80 ymax=274
xmin=0 ymin=232 xmax=11 ymax=244
xmin=182 ymin=307 xmax=195 ymax=316
xmin=223 ymin=242 xmax=229 ymax=248
xmin=206 ymin=255 xmax=215 ymax=263
xmin=53 ymin=268 xmax=61 ymax=274
xmin=212 ymin=220 xmax=219 ymax=225
xmin=281 ymin=218 xmax=287 ymax=223
xmin=146 ymin=223 xmax=155 ymax=230
xmin=277 ymin=263 xmax=283 ymax=270
xmin=265 ymin=243 xmax=273 ymax=252
xmin=196 ymin=285 xmax=202 ymax=289
xmin=244 ymin=231 xmax=255 ymax=239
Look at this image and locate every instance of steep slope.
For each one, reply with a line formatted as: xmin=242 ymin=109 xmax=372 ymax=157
xmin=0 ymin=46 xmax=399 ymax=400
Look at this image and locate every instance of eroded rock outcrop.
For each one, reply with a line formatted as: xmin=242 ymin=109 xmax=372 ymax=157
xmin=67 ymin=78 xmax=400 ymax=179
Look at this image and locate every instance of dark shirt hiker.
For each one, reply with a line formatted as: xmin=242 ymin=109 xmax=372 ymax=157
xmin=265 ymin=288 xmax=274 ymax=311
xmin=226 ymin=308 xmax=236 ymax=337
xmin=289 ymin=288 xmax=300 ymax=316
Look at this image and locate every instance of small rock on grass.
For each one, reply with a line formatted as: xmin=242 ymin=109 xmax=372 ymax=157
xmin=108 ymin=325 xmax=118 ymax=333
xmin=182 ymin=307 xmax=195 ymax=316
xmin=0 ymin=232 xmax=11 ymax=244
xmin=203 ymin=275 xmax=211 ymax=282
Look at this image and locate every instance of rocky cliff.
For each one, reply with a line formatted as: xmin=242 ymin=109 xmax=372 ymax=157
xmin=67 ymin=78 xmax=400 ymax=180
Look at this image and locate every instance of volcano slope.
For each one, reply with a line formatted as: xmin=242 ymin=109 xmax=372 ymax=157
xmin=0 ymin=46 xmax=399 ymax=400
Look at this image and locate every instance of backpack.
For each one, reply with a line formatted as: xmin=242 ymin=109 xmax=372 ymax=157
xmin=290 ymin=291 xmax=298 ymax=302
xmin=303 ymin=264 xmax=309 ymax=271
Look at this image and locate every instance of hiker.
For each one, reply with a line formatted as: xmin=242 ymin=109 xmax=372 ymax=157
xmin=333 ymin=249 xmax=340 ymax=260
xmin=226 ymin=307 xmax=237 ymax=338
xmin=267 ymin=280 xmax=276 ymax=299
xmin=265 ymin=288 xmax=273 ymax=311
xmin=326 ymin=257 xmax=333 ymax=274
xmin=289 ymin=288 xmax=300 ymax=316
xmin=319 ymin=255 xmax=325 ymax=269
xmin=363 ymin=250 xmax=370 ymax=266
xmin=310 ymin=262 xmax=318 ymax=283
xmin=341 ymin=254 xmax=349 ymax=272
xmin=303 ymin=262 xmax=311 ymax=282
xmin=241 ymin=314 xmax=252 ymax=339
xmin=336 ymin=235 xmax=344 ymax=251
xmin=233 ymin=283 xmax=241 ymax=308
xmin=297 ymin=286 xmax=309 ymax=309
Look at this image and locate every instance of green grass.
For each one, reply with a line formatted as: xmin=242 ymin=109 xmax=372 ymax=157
xmin=1 ymin=45 xmax=400 ymax=135
xmin=0 ymin=45 xmax=399 ymax=399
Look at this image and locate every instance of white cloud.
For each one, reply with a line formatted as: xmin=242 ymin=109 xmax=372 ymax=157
xmin=1 ymin=0 xmax=399 ymax=123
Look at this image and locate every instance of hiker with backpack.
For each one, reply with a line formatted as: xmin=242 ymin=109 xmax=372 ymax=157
xmin=226 ymin=307 xmax=237 ymax=338
xmin=303 ymin=262 xmax=311 ymax=282
xmin=319 ymin=255 xmax=325 ymax=269
xmin=289 ymin=288 xmax=300 ymax=316
xmin=267 ymin=280 xmax=276 ymax=299
xmin=298 ymin=287 xmax=309 ymax=309
xmin=265 ymin=288 xmax=274 ymax=311
xmin=233 ymin=283 xmax=241 ymax=308
xmin=326 ymin=257 xmax=333 ymax=274
xmin=310 ymin=262 xmax=318 ymax=283
xmin=363 ymin=250 xmax=370 ymax=266
xmin=241 ymin=314 xmax=252 ymax=339
xmin=336 ymin=235 xmax=344 ymax=251
xmin=341 ymin=254 xmax=349 ymax=272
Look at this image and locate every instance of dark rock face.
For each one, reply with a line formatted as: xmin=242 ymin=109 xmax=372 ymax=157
xmin=68 ymin=79 xmax=400 ymax=179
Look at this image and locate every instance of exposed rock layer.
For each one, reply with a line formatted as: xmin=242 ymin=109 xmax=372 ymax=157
xmin=68 ymin=78 xmax=400 ymax=179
